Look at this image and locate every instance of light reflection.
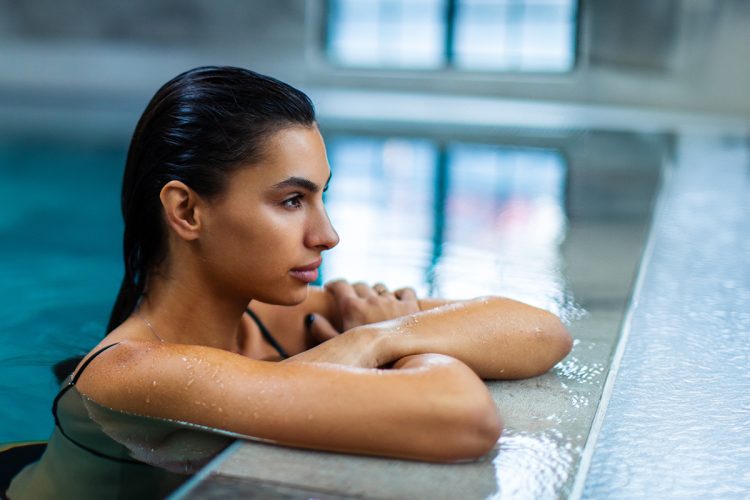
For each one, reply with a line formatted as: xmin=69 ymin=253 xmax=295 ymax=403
xmin=323 ymin=135 xmax=573 ymax=319
xmin=556 ymin=355 xmax=605 ymax=385
xmin=489 ymin=429 xmax=578 ymax=499
xmin=323 ymin=136 xmax=436 ymax=293
xmin=437 ymin=144 xmax=569 ymax=315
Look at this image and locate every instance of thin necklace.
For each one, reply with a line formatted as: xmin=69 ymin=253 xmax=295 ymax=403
xmin=136 ymin=311 xmax=166 ymax=343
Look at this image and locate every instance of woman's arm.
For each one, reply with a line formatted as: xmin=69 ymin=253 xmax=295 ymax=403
xmin=247 ymin=284 xmax=524 ymax=347
xmin=290 ymin=294 xmax=573 ymax=380
xmin=75 ymin=340 xmax=501 ymax=462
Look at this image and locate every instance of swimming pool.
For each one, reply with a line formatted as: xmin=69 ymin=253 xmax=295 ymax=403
xmin=1 ymin=127 xmax=663 ymax=497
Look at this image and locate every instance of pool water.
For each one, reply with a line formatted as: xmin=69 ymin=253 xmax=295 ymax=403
xmin=0 ymin=138 xmax=125 ymax=443
xmin=1 ymin=128 xmax=663 ymax=498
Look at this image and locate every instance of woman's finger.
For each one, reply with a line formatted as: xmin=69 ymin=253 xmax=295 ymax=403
xmin=324 ymin=279 xmax=358 ymax=302
xmin=352 ymin=282 xmax=376 ymax=298
xmin=394 ymin=287 xmax=418 ymax=301
xmin=372 ymin=282 xmax=393 ymax=298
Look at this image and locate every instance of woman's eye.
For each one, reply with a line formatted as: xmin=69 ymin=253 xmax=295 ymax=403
xmin=282 ymin=194 xmax=303 ymax=209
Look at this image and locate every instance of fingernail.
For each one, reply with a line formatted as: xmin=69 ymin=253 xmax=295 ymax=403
xmin=304 ymin=313 xmax=315 ymax=330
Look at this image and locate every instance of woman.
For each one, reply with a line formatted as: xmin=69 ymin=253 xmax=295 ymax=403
xmin=6 ymin=66 xmax=572 ymax=499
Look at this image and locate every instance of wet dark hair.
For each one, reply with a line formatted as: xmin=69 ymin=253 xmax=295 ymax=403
xmin=106 ymin=66 xmax=316 ymax=333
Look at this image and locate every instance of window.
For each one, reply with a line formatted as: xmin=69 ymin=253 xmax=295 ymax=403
xmin=326 ymin=0 xmax=578 ymax=72
xmin=327 ymin=0 xmax=446 ymax=69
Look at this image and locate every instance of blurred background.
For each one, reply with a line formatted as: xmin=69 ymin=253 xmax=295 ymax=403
xmin=1 ymin=1 xmax=748 ymax=497
xmin=1 ymin=0 xmax=748 ymax=134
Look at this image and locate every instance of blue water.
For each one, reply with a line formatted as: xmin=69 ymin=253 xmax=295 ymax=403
xmin=0 ymin=133 xmax=573 ymax=443
xmin=0 ymin=138 xmax=125 ymax=442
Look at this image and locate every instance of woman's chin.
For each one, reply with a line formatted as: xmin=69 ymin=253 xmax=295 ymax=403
xmin=254 ymin=283 xmax=309 ymax=306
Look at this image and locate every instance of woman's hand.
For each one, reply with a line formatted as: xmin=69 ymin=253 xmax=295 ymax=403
xmin=301 ymin=280 xmax=421 ymax=348
xmin=325 ymin=279 xmax=421 ymax=332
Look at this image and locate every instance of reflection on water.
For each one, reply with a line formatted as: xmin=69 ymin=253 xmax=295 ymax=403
xmin=323 ymin=135 xmax=579 ymax=320
xmin=321 ymin=136 xmax=437 ymax=291
xmin=489 ymin=428 xmax=581 ymax=500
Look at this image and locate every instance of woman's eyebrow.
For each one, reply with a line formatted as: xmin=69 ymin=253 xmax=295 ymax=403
xmin=272 ymin=172 xmax=332 ymax=192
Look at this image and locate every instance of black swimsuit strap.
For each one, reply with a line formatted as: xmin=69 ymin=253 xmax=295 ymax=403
xmin=52 ymin=342 xmax=144 ymax=465
xmin=245 ymin=308 xmax=290 ymax=359
xmin=70 ymin=342 xmax=120 ymax=384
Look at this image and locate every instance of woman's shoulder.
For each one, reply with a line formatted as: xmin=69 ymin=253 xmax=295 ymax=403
xmin=72 ymin=334 xmax=257 ymax=414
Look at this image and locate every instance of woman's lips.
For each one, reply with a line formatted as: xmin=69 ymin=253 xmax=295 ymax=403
xmin=290 ymin=259 xmax=321 ymax=283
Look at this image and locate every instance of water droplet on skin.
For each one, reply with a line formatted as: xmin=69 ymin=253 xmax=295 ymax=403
xmin=182 ymin=357 xmax=187 ymax=362
xmin=186 ymin=378 xmax=194 ymax=387
xmin=146 ymin=396 xmax=151 ymax=404
xmin=152 ymin=380 xmax=157 ymax=387
xmin=218 ymin=407 xmax=224 ymax=413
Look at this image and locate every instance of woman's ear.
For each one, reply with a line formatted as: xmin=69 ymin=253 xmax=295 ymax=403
xmin=159 ymin=180 xmax=204 ymax=241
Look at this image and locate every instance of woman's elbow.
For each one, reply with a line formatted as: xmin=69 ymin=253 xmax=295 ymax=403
xmin=548 ymin=313 xmax=573 ymax=360
xmin=533 ymin=312 xmax=573 ymax=376
xmin=462 ymin=397 xmax=503 ymax=459
xmin=430 ymin=389 xmax=503 ymax=463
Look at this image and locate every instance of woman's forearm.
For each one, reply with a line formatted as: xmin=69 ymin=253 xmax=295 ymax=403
xmin=367 ymin=296 xmax=573 ymax=379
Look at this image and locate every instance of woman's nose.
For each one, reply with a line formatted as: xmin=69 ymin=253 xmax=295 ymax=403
xmin=307 ymin=208 xmax=339 ymax=250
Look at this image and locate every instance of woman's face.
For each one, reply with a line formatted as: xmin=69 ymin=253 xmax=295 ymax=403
xmin=198 ymin=125 xmax=339 ymax=305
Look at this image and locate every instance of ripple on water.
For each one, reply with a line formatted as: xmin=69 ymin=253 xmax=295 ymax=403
xmin=489 ymin=428 xmax=579 ymax=499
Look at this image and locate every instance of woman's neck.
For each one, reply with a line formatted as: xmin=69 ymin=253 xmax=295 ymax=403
xmin=137 ymin=272 xmax=249 ymax=352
